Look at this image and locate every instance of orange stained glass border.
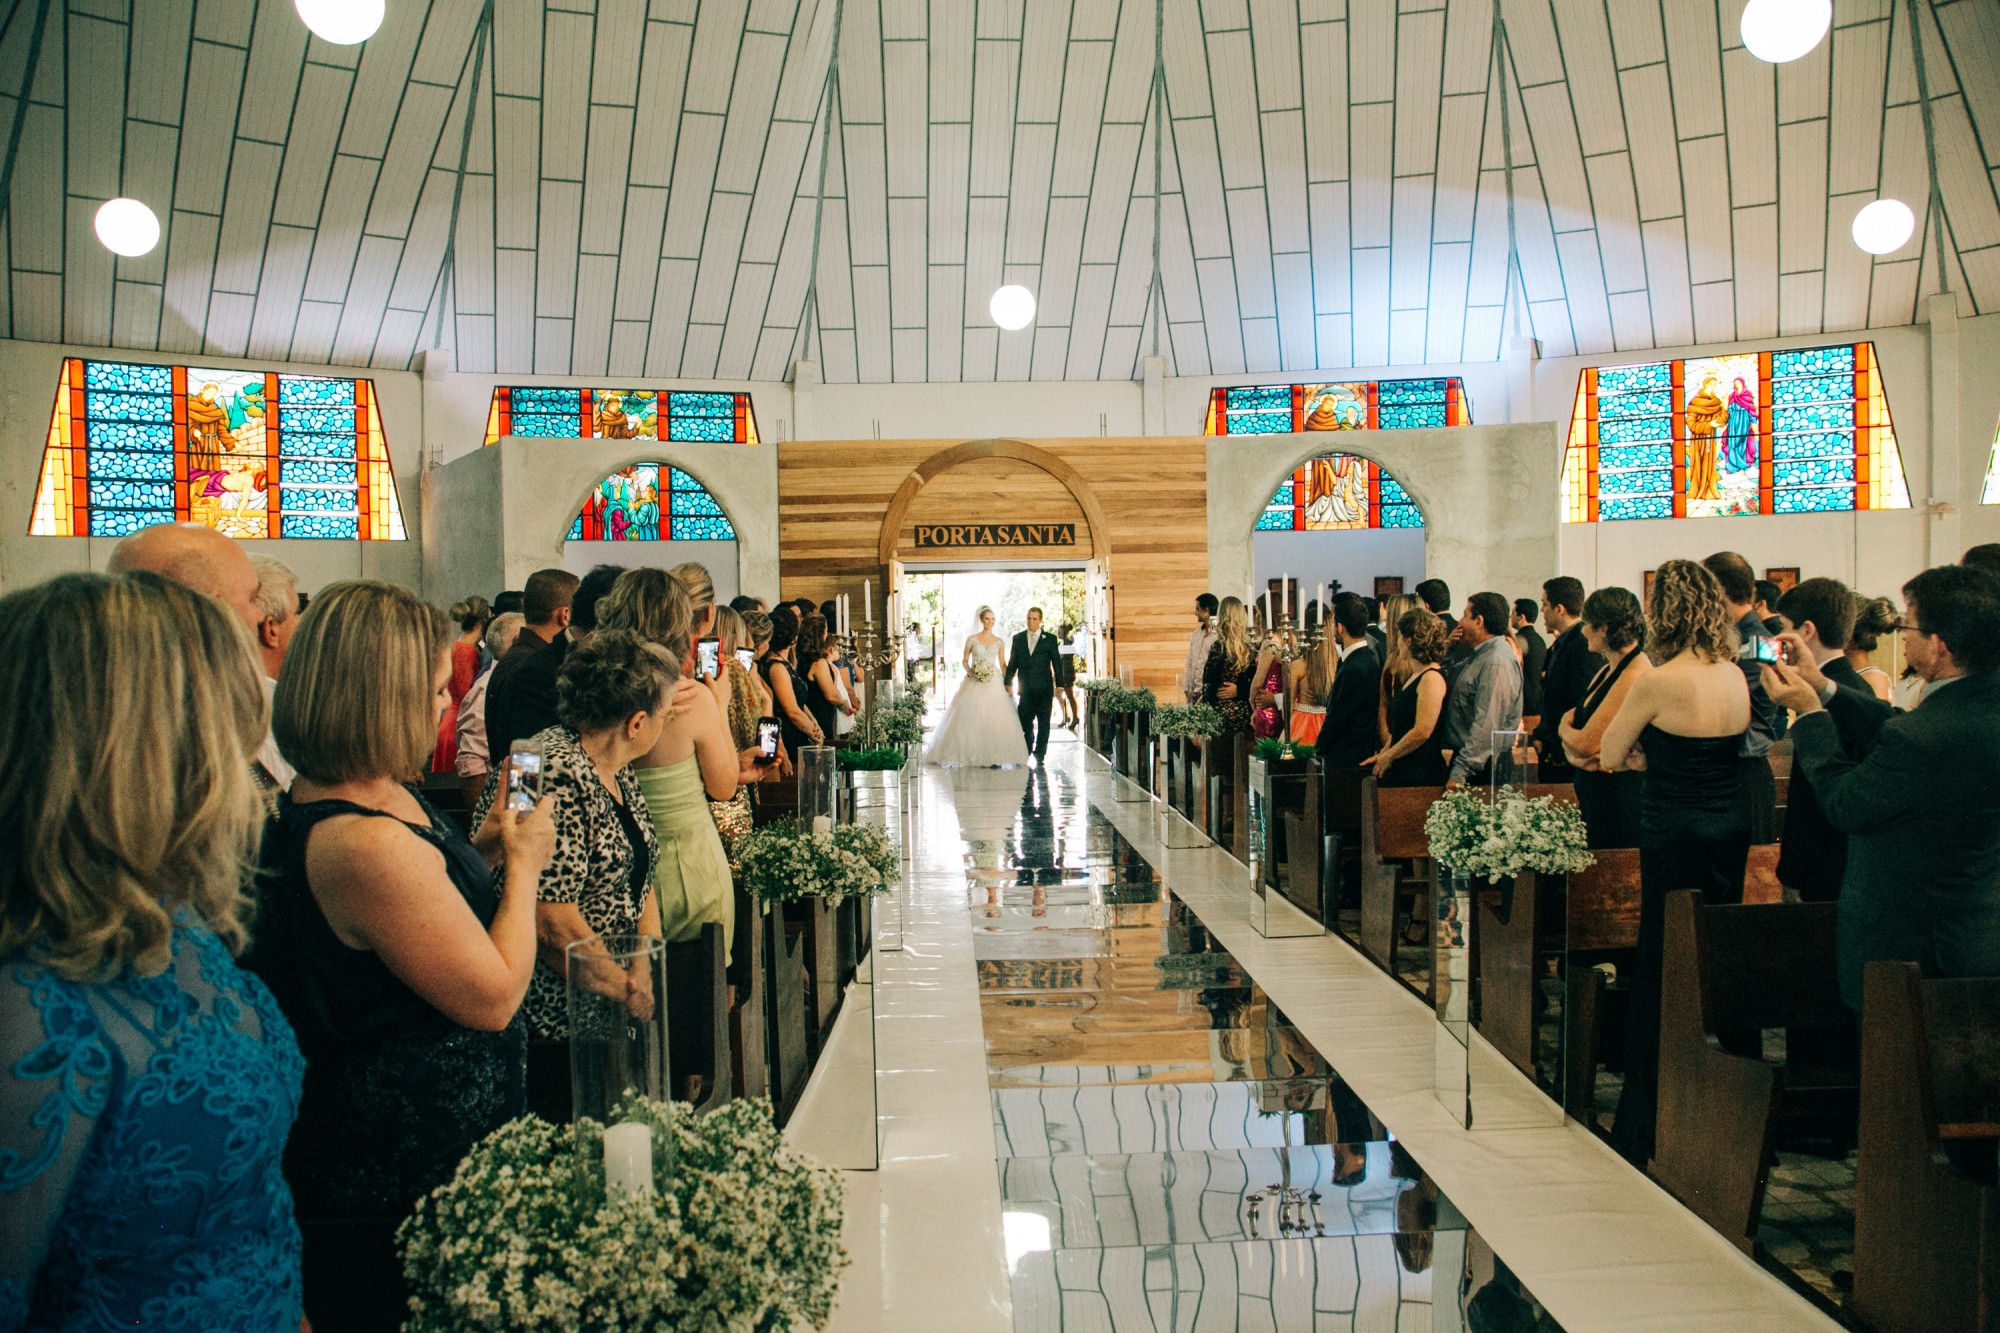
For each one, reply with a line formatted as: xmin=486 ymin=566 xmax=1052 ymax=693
xmin=482 ymin=387 xmax=761 ymax=445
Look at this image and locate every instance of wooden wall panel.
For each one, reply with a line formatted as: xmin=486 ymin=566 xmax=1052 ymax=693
xmin=900 ymin=456 xmax=1087 ymax=555
xmin=776 ymin=437 xmax=1209 ymax=689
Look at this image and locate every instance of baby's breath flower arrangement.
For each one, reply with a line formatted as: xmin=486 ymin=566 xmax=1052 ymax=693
xmin=1098 ymin=684 xmax=1157 ymax=716
xmin=736 ymin=817 xmax=899 ymax=907
xmin=1423 ymin=785 xmax=1593 ymax=882
xmin=399 ymin=1097 xmax=845 ymax=1332
xmin=1152 ymin=702 xmax=1224 ymax=739
xmin=1082 ymin=677 xmax=1116 ymax=695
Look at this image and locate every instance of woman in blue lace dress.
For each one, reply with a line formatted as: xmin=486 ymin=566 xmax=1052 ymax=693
xmin=246 ymin=581 xmax=554 ymax=1332
xmin=0 ymin=571 xmax=305 ymax=1331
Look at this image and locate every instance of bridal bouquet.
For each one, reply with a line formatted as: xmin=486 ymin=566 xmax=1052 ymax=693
xmin=966 ymin=657 xmax=997 ymax=684
xmin=400 ymin=1097 xmax=845 ymax=1332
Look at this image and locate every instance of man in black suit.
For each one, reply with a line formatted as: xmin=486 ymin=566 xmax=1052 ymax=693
xmin=1766 ymin=564 xmax=2000 ymax=1009
xmin=1006 ymin=605 xmax=1062 ymax=761
xmin=489 ymin=564 xmax=622 ymax=760
xmin=1530 ymin=576 xmax=1599 ymax=782
xmin=1511 ymin=598 xmax=1547 ymax=721
xmin=485 ymin=567 xmax=578 ymax=760
xmin=1315 ymin=592 xmax=1381 ymax=769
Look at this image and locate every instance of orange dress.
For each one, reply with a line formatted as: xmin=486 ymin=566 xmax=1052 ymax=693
xmin=433 ymin=639 xmax=481 ymax=772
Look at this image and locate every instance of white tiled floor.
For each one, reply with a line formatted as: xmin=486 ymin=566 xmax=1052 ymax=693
xmin=788 ymin=738 xmax=1839 ymax=1332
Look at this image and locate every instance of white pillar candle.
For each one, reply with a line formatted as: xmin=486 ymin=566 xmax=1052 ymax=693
xmin=603 ymin=1120 xmax=654 ymax=1199
xmin=865 ymin=579 xmax=873 ymax=623
xmin=1282 ymin=576 xmax=1290 ymax=621
xmin=812 ymin=814 xmax=834 ymax=836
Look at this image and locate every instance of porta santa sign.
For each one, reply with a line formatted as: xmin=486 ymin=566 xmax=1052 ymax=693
xmin=913 ymin=522 xmax=1077 ymax=549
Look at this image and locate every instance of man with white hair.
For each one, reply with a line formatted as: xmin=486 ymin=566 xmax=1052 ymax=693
xmin=457 ymin=611 xmax=525 ymax=804
xmin=105 ymin=521 xmax=262 ymax=630
xmin=247 ymin=556 xmax=300 ymax=791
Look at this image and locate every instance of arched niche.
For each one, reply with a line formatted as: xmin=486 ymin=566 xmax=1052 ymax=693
xmin=1247 ymin=449 xmax=1429 ymax=605
xmin=558 ymin=460 xmax=742 ymax=602
xmin=875 ymin=439 xmax=1113 ymax=566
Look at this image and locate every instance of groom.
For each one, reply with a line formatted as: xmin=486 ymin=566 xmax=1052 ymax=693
xmin=1006 ymin=606 xmax=1062 ymax=761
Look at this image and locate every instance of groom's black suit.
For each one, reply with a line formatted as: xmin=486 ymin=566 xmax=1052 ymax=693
xmin=1006 ymin=626 xmax=1062 ymax=758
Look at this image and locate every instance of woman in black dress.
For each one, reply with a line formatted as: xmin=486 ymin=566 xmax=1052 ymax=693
xmin=1201 ymin=595 xmax=1256 ymax=736
xmin=1364 ymin=608 xmax=1450 ymax=786
xmin=1597 ymin=560 xmax=1752 ymax=1166
xmin=248 ymin=582 xmax=556 ymax=1332
xmin=1559 ymin=586 xmax=1651 ymax=848
xmin=760 ymin=611 xmax=825 ymax=756
xmin=797 ymin=613 xmax=845 ymax=745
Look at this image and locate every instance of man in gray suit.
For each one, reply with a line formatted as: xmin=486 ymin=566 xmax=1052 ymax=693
xmin=1764 ymin=564 xmax=2000 ymax=1009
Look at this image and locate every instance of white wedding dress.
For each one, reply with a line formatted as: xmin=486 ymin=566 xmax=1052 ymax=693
xmin=926 ymin=637 xmax=1030 ymax=768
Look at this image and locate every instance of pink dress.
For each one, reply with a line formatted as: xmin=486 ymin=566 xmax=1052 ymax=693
xmin=1250 ymin=658 xmax=1285 ymax=739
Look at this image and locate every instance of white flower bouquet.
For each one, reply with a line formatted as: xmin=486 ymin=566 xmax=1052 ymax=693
xmin=1424 ymin=785 xmax=1593 ymax=882
xmin=399 ymin=1097 xmax=846 ymax=1332
xmin=1098 ymin=684 xmax=1157 ymax=716
xmin=736 ymin=818 xmax=900 ymax=907
xmin=1152 ymin=702 xmax=1225 ymax=739
xmin=966 ymin=656 xmax=997 ymax=684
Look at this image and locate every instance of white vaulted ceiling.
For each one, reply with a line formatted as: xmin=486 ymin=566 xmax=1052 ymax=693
xmin=3 ymin=0 xmax=1998 ymax=383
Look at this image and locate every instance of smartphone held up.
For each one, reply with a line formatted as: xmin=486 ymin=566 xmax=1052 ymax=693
xmin=506 ymin=739 xmax=544 ymax=813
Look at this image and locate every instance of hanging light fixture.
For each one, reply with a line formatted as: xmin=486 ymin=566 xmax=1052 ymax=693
xmin=1852 ymin=199 xmax=1917 ymax=255
xmin=93 ymin=198 xmax=160 ymax=257
xmin=294 ymin=0 xmax=385 ymax=45
xmin=1739 ymin=0 xmax=1831 ymax=64
xmin=989 ymin=284 xmax=1036 ymax=331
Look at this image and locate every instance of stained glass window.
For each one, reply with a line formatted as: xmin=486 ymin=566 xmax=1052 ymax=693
xmin=1204 ymin=378 xmax=1470 ymax=434
xmin=565 ymin=464 xmax=737 ymax=542
xmin=1982 ymin=417 xmax=2000 ymax=506
xmin=29 ymin=358 xmax=405 ymax=540
xmin=1256 ymin=453 xmax=1425 ymax=531
xmin=484 ymin=387 xmax=759 ymax=445
xmin=1560 ymin=342 xmax=1909 ymax=522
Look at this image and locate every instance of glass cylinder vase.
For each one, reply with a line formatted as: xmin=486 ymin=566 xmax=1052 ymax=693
xmin=567 ymin=934 xmax=673 ymax=1196
xmin=798 ymin=743 xmax=840 ymax=833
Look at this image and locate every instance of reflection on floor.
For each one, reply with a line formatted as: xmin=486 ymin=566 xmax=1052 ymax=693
xmin=962 ymin=752 xmax=1567 ymax=1331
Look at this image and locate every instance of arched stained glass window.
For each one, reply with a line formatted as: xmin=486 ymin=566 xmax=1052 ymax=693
xmin=28 ymin=358 xmax=405 ymax=540
xmin=1256 ymin=453 xmax=1424 ymax=531
xmin=1561 ymin=342 xmax=1910 ymax=522
xmin=485 ymin=387 xmax=759 ymax=445
xmin=1205 ymin=378 xmax=1470 ymax=433
xmin=566 ymin=464 xmax=736 ymax=542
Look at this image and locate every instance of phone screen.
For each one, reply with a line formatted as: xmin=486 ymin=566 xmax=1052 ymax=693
xmin=1751 ymin=637 xmax=1782 ymax=665
xmin=735 ymin=647 xmax=756 ymax=671
xmin=506 ymin=740 xmax=544 ymax=813
xmin=756 ymin=717 xmax=781 ymax=762
xmin=697 ymin=637 xmax=721 ymax=679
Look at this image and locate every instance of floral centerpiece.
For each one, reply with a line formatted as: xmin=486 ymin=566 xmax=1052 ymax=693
xmin=1082 ymin=677 xmax=1116 ymax=695
xmin=835 ymin=744 xmax=907 ymax=771
xmin=736 ymin=817 xmax=899 ymax=907
xmin=1098 ymin=684 xmax=1157 ymax=716
xmin=1423 ymin=785 xmax=1593 ymax=883
xmin=1152 ymin=702 xmax=1224 ymax=740
xmin=854 ymin=689 xmax=925 ymax=749
xmin=399 ymin=1097 xmax=846 ymax=1332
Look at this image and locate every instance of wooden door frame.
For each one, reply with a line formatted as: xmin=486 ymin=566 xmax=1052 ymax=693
xmin=874 ymin=439 xmax=1114 ymax=566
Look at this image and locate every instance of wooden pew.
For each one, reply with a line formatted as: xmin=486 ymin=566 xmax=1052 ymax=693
xmin=666 ymin=922 xmax=731 ymax=1115
xmin=1198 ymin=732 xmax=1237 ymax=847
xmin=764 ymin=900 xmax=813 ymax=1126
xmin=1852 ymin=962 xmax=2000 ymax=1333
xmin=1357 ymin=781 xmax=1440 ymax=984
xmin=1230 ymin=736 xmax=1252 ymax=863
xmin=1651 ymin=892 xmax=1855 ymax=1253
xmin=729 ymin=885 xmax=770 ymax=1101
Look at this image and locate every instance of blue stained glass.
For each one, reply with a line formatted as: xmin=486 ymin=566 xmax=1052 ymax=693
xmin=1379 ymin=404 xmax=1445 ymax=429
xmin=509 ymin=387 xmax=581 ymax=411
xmin=1380 ymin=504 xmax=1424 ymax=528
xmin=279 ymin=431 xmax=355 ymax=460
xmin=670 ymin=514 xmax=736 ymax=540
xmin=276 ymin=376 xmax=354 ymax=407
xmin=1772 ymin=486 xmax=1852 ymax=514
xmin=666 ymin=468 xmax=703 ymax=491
xmin=1268 ymin=482 xmax=1295 ymax=507
xmin=85 ymin=390 xmax=174 ymax=420
xmin=282 ymin=513 xmax=359 ymax=538
xmin=1771 ymin=373 xmax=1851 ymax=406
xmin=668 ymin=391 xmax=734 ymax=417
xmin=1598 ymin=468 xmax=1673 ymax=497
xmin=667 ymin=415 xmax=733 ymax=443
xmin=90 ymin=480 xmax=175 ymax=509
xmin=90 ymin=508 xmax=173 ymax=537
xmin=1771 ymin=345 xmax=1854 ymax=378
xmin=1379 ymin=475 xmax=1412 ymax=505
xmin=1375 ymin=378 xmax=1448 ymax=406
xmin=84 ymin=360 xmax=172 ymax=393
xmin=280 ymin=458 xmax=356 ymax=486
xmin=567 ymin=518 xmax=584 ymax=540
xmin=86 ymin=420 xmax=174 ymax=451
xmin=1225 ymin=412 xmax=1293 ymax=435
xmin=1773 ymin=401 xmax=1854 ymax=434
xmin=1598 ymin=416 xmax=1674 ymax=446
xmin=511 ymin=414 xmax=577 ymax=437
xmin=1773 ymin=456 xmax=1855 ymax=486
xmin=88 ymin=449 xmax=175 ymax=481
xmin=1227 ymin=386 xmax=1291 ymax=413
xmin=280 ymin=404 xmax=355 ymax=434
xmin=1772 ymin=429 xmax=1854 ymax=460
xmin=1597 ymin=390 xmax=1673 ymax=419
xmin=280 ymin=486 xmax=353 ymax=513
xmin=671 ymin=488 xmax=725 ymax=516
xmin=1255 ymin=507 xmax=1293 ymax=531
xmin=1595 ymin=362 xmax=1672 ymax=394
xmin=1598 ymin=443 xmax=1674 ymax=471
xmin=1600 ymin=493 xmax=1674 ymax=521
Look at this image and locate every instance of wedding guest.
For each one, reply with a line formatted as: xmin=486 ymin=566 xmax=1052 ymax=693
xmin=1375 ymin=592 xmax=1421 ymax=744
xmin=1558 ymin=586 xmax=1650 ymax=848
xmin=1362 ymin=596 xmax=1387 ymax=659
xmin=1765 ymin=564 xmax=2000 ymax=1007
xmin=1364 ymin=608 xmax=1450 ymax=787
xmin=596 ymin=569 xmax=744 ymax=945
xmin=1703 ymin=551 xmax=1783 ymax=839
xmin=104 ymin=519 xmax=262 ymax=630
xmin=457 ymin=611 xmax=525 ymax=805
xmin=1964 ymin=543 xmax=2000 ymax=576
xmin=1316 ymin=592 xmax=1382 ymax=769
xmin=1532 ymin=576 xmax=1599 ymax=781
xmin=1753 ymin=580 xmax=1785 ymax=635
xmin=0 ymin=572 xmax=306 ymax=1331
xmin=470 ymin=631 xmax=671 ymax=1121
xmin=799 ymin=614 xmax=846 ymax=745
xmin=1440 ymin=593 xmax=1523 ymax=787
xmin=1185 ymin=593 xmax=1219 ymax=703
xmin=485 ymin=567 xmax=579 ymax=758
xmin=249 ymin=555 xmax=301 ymax=793
xmin=762 ymin=612 xmax=822 ymax=754
xmin=1598 ymin=559 xmax=1751 ymax=1165
xmin=250 ymin=580 xmax=554 ymax=1329
xmin=1846 ymin=594 xmax=1898 ymax=702
xmin=1202 ymin=596 xmax=1255 ymax=735
xmin=1249 ymin=605 xmax=1290 ymax=740
xmin=1512 ymin=598 xmax=1547 ymax=723
xmin=1416 ymin=578 xmax=1455 ymax=635
xmin=435 ymin=595 xmax=492 ymax=773
xmin=1286 ymin=629 xmax=1333 ymax=745
xmin=1056 ymin=620 xmax=1080 ymax=727
xmin=716 ymin=605 xmax=786 ymax=791
xmin=729 ymin=593 xmax=762 ymax=616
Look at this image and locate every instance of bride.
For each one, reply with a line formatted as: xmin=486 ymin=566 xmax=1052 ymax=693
xmin=926 ymin=606 xmax=1030 ymax=768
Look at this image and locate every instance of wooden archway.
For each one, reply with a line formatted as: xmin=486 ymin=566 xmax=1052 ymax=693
xmin=875 ymin=438 xmax=1114 ymax=565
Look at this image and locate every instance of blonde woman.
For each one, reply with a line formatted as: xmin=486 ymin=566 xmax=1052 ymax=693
xmin=251 ymin=580 xmax=555 ymax=1329
xmin=1597 ymin=559 xmax=1751 ymax=1166
xmin=0 ymin=573 xmax=306 ymax=1330
xmin=1375 ymin=592 xmax=1420 ymax=743
xmin=1203 ymin=596 xmax=1256 ymax=735
xmin=1285 ymin=630 xmax=1334 ymax=745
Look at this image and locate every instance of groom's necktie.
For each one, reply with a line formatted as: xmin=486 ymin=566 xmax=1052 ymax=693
xmin=1028 ymin=631 xmax=1039 ymax=656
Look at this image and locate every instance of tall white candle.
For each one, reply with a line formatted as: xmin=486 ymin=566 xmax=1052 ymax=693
xmin=1282 ymin=576 xmax=1290 ymax=622
xmin=811 ymin=814 xmax=834 ymax=836
xmin=603 ymin=1120 xmax=654 ymax=1199
xmin=865 ymin=579 xmax=873 ymax=623
xmin=1318 ymin=583 xmax=1326 ymax=617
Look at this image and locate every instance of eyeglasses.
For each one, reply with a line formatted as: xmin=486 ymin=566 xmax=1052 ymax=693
xmin=1892 ymin=621 xmax=1931 ymax=636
